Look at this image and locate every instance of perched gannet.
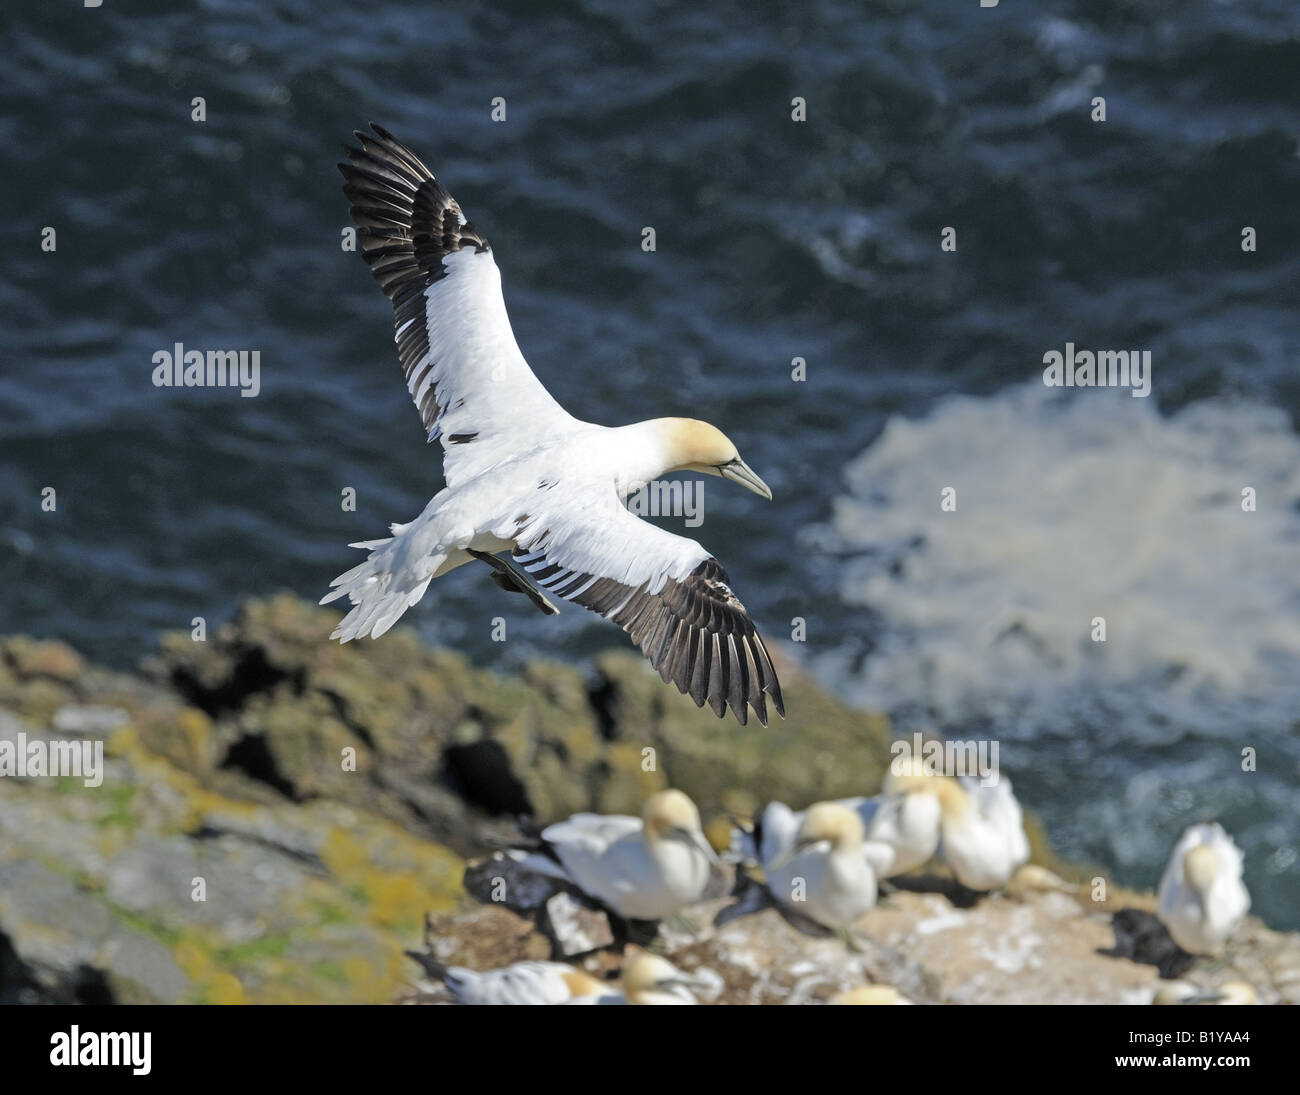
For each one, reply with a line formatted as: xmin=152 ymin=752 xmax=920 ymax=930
xmin=827 ymin=985 xmax=912 ymax=1005
xmin=933 ymin=776 xmax=1030 ymax=892
xmin=511 ymin=790 xmax=715 ymax=921
xmin=733 ymin=801 xmax=894 ymax=875
xmin=323 ymin=125 xmax=783 ymax=725
xmin=758 ymin=802 xmax=879 ymax=932
xmin=1156 ymin=822 xmax=1250 ymax=956
xmin=732 ymin=766 xmax=940 ymax=880
xmin=843 ymin=763 xmax=944 ymax=878
xmin=413 ymin=956 xmax=607 ymax=1005
xmin=566 ymin=954 xmax=704 ymax=1005
xmin=1150 ymin=979 xmax=1256 ymax=1006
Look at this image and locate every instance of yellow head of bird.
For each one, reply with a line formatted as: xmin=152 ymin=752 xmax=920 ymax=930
xmin=656 ymin=417 xmax=772 ymax=500
xmin=1183 ymin=842 xmax=1220 ymax=895
xmin=621 ymin=953 xmax=702 ymax=1004
xmin=798 ymin=802 xmax=865 ymax=853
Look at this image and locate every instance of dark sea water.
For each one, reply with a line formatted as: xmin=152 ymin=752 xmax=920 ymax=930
xmin=3 ymin=1 xmax=1298 ymax=928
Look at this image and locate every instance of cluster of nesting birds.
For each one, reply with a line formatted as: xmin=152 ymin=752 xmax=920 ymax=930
xmin=409 ymin=769 xmax=1255 ymax=1005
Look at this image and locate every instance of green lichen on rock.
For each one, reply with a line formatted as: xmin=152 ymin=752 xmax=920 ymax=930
xmin=1 ymin=593 xmax=1037 ymax=1005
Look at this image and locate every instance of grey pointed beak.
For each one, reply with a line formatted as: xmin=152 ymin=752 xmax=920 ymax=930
xmin=676 ymin=827 xmax=719 ymax=866
xmin=694 ymin=832 xmax=720 ymax=867
xmin=719 ymin=457 xmax=772 ymax=500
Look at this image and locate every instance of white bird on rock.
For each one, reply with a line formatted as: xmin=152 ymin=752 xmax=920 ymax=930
xmin=511 ymin=790 xmax=715 ymax=922
xmin=565 ymin=954 xmax=705 ymax=1005
xmin=1156 ymin=822 xmax=1250 ymax=956
xmin=933 ymin=776 xmax=1030 ymax=892
xmin=757 ymin=801 xmax=879 ymax=933
xmin=841 ymin=763 xmax=944 ymax=878
xmin=414 ymin=956 xmax=608 ymax=1005
xmin=322 ymin=124 xmax=783 ymax=725
xmin=737 ymin=800 xmax=895 ymax=876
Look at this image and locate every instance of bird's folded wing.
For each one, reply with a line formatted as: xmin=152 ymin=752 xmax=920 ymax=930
xmin=542 ymin=814 xmax=642 ymax=850
xmin=757 ymin=801 xmax=801 ymax=868
xmin=503 ymin=493 xmax=784 ymax=726
xmin=340 ymin=124 xmax=574 ymax=486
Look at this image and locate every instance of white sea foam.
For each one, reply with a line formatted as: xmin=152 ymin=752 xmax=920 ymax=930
xmin=822 ymin=382 xmax=1300 ymax=733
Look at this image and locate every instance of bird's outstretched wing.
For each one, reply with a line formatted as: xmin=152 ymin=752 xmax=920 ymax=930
xmin=339 ymin=123 xmax=574 ymax=486
xmin=499 ymin=491 xmax=784 ymax=726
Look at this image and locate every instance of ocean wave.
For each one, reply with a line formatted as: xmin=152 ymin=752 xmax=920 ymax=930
xmin=824 ymin=383 xmax=1300 ymax=729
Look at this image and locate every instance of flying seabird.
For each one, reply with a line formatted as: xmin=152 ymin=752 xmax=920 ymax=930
xmin=1156 ymin=822 xmax=1250 ymax=956
xmin=509 ymin=789 xmax=716 ymax=922
xmin=322 ymin=124 xmax=784 ymax=725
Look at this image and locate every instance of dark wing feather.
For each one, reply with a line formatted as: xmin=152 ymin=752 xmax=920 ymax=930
xmin=338 ymin=123 xmax=490 ymax=440
xmin=513 ymin=551 xmax=785 ymax=726
xmin=336 ymin=123 xmax=570 ymax=487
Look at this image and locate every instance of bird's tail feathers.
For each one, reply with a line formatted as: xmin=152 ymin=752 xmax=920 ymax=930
xmin=320 ymin=530 xmax=444 ymax=642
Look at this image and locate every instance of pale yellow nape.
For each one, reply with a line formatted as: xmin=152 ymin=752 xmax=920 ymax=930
xmin=621 ymin=953 xmax=682 ymax=996
xmin=641 ymin=788 xmax=702 ymax=838
xmin=561 ymin=968 xmax=608 ymax=998
xmin=828 ymin=985 xmax=905 ymax=1005
xmin=799 ymin=802 xmax=865 ymax=852
xmin=653 ymin=417 xmax=740 ymax=471
xmin=1183 ymin=843 xmax=1220 ymax=894
xmin=927 ymin=775 xmax=973 ymax=820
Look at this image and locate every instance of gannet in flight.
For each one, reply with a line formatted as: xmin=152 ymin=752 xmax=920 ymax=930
xmin=933 ymin=776 xmax=1030 ymax=892
xmin=510 ymin=790 xmax=715 ymax=922
xmin=323 ymin=124 xmax=784 ymax=725
xmin=756 ymin=801 xmax=879 ymax=934
xmin=564 ymin=954 xmax=705 ymax=1005
xmin=1156 ymin=822 xmax=1250 ymax=956
xmin=411 ymin=955 xmax=607 ymax=1005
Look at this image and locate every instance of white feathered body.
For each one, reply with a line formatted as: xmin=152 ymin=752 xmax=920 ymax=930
xmin=323 ymin=425 xmax=709 ymax=642
xmin=516 ymin=813 xmax=711 ymax=921
xmin=844 ymin=791 xmax=942 ymax=878
xmin=435 ymin=960 xmax=600 ymax=1005
xmin=757 ymin=803 xmax=878 ymax=930
xmin=937 ymin=777 xmax=1030 ymax=891
xmin=1157 ymin=823 xmax=1250 ymax=956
